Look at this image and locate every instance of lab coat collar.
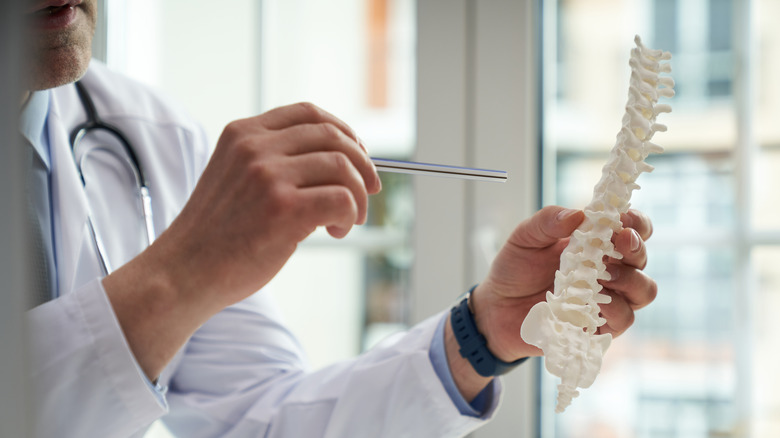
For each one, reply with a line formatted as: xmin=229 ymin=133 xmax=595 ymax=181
xmin=19 ymin=90 xmax=52 ymax=169
xmin=47 ymin=80 xmax=104 ymax=296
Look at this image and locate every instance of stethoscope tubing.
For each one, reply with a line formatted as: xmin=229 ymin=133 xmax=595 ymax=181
xmin=69 ymin=81 xmax=156 ymax=275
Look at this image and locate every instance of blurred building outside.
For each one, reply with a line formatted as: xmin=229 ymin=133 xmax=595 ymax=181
xmin=546 ymin=1 xmax=780 ymax=437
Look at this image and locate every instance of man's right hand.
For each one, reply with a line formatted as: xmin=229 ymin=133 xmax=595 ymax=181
xmin=161 ymin=102 xmax=380 ymax=307
xmin=103 ymin=102 xmax=380 ymax=379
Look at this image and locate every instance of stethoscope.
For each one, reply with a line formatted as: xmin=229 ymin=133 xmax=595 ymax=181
xmin=69 ymin=81 xmax=156 ymax=275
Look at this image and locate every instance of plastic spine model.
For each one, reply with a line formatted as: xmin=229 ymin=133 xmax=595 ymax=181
xmin=519 ymin=36 xmax=674 ymax=413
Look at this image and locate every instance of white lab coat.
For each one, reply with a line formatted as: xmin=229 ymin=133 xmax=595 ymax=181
xmin=25 ymin=61 xmax=501 ymax=438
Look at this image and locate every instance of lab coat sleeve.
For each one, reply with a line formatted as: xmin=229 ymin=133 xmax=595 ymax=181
xmin=26 ymin=278 xmax=168 ymax=438
xmin=162 ymin=291 xmax=502 ymax=438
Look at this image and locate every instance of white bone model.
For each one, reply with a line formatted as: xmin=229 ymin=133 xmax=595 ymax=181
xmin=520 ymin=35 xmax=674 ymax=413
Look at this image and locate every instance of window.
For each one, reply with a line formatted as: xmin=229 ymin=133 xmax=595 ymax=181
xmin=101 ymin=1 xmax=416 ymax=437
xmin=651 ymin=0 xmax=735 ymax=101
xmin=256 ymin=0 xmax=417 ymax=359
xmin=543 ymin=0 xmax=780 ymax=437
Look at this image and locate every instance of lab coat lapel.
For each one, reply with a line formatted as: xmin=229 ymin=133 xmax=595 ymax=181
xmin=47 ymin=84 xmax=104 ymax=295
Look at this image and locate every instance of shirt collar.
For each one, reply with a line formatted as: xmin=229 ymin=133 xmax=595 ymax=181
xmin=19 ymin=89 xmax=52 ymax=170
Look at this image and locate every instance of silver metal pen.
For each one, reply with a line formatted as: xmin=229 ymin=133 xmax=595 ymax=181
xmin=370 ymin=158 xmax=507 ymax=183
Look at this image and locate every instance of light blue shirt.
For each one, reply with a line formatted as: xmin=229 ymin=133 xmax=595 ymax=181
xmin=430 ymin=313 xmax=494 ymax=416
xmin=19 ymin=90 xmax=58 ymax=299
xmin=20 ymin=91 xmax=51 ymax=168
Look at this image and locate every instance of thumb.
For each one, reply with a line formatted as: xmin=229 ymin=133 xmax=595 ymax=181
xmin=510 ymin=206 xmax=584 ymax=249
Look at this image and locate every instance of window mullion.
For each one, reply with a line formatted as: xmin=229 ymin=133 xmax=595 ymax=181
xmin=733 ymin=0 xmax=759 ymax=433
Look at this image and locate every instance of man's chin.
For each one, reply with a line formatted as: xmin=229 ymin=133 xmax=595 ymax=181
xmin=28 ymin=47 xmax=90 ymax=91
xmin=26 ymin=3 xmax=95 ymax=91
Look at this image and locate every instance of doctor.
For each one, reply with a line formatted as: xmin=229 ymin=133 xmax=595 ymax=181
xmin=21 ymin=1 xmax=658 ymax=437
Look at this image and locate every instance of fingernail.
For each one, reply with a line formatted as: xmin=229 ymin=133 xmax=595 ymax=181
xmin=367 ymin=157 xmax=382 ymax=193
xmin=630 ymin=229 xmax=641 ymax=252
xmin=556 ymin=208 xmax=578 ymax=222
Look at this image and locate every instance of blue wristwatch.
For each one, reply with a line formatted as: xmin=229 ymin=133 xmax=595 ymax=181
xmin=450 ymin=287 xmax=527 ymax=377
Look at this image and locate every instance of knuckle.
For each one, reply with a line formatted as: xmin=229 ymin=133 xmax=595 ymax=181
xmin=223 ymin=119 xmax=242 ymax=136
xmin=318 ymin=123 xmax=345 ymax=142
xmin=329 ymin=151 xmax=351 ymax=173
xmin=329 ymin=187 xmax=358 ymax=221
xmin=331 ymin=186 xmax=355 ymax=209
xmin=247 ymin=160 xmax=276 ymax=185
xmin=233 ymin=138 xmax=258 ymax=160
xmin=220 ymin=128 xmax=258 ymax=159
xmin=295 ymin=101 xmax=322 ymax=119
xmin=266 ymin=184 xmax=296 ymax=214
xmin=646 ymin=277 xmax=658 ymax=302
xmin=219 ymin=121 xmax=243 ymax=147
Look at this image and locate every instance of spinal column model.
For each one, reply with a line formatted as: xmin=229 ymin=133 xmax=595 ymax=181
xmin=520 ymin=36 xmax=674 ymax=413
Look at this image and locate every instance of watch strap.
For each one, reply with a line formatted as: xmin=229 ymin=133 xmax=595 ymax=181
xmin=450 ymin=290 xmax=527 ymax=377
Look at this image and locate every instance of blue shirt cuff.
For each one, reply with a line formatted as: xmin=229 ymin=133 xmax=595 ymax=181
xmin=141 ymin=371 xmax=168 ymax=406
xmin=429 ymin=313 xmax=494 ymax=417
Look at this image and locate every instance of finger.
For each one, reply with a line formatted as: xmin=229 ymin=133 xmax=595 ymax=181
xmin=597 ymin=289 xmax=634 ymax=337
xmin=613 ymin=227 xmax=647 ymax=270
xmin=602 ymin=263 xmax=658 ymax=310
xmin=620 ymin=209 xmax=653 ymax=240
xmin=510 ymin=206 xmax=585 ymax=249
xmin=285 ymin=152 xmax=369 ymax=225
xmin=275 ymin=123 xmax=381 ymax=194
xmin=258 ymin=102 xmax=358 ymax=143
xmin=295 ymin=185 xmax=360 ymax=239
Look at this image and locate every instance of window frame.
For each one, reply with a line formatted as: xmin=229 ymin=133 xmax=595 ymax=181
xmin=415 ymin=1 xmax=542 ymax=436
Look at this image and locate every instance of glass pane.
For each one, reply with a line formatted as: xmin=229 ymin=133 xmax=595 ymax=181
xmin=753 ymin=0 xmax=780 ymax=231
xmin=752 ymin=246 xmax=780 ymax=437
xmin=544 ymin=0 xmax=747 ymax=436
xmin=753 ymin=148 xmax=780 ymax=231
xmin=259 ymin=0 xmax=415 ymax=158
xmin=258 ymin=0 xmax=417 ymax=366
xmin=547 ymin=0 xmax=736 ymax=165
xmin=552 ymin=165 xmax=739 ymax=438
